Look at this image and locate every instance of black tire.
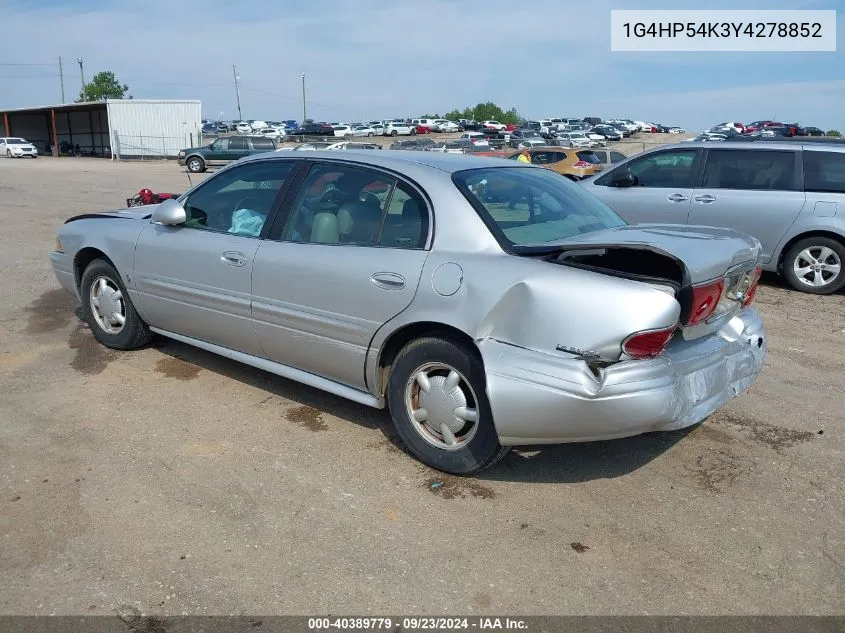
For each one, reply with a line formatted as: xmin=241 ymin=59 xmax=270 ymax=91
xmin=80 ymin=258 xmax=152 ymax=350
xmin=386 ymin=337 xmax=509 ymax=475
xmin=391 ymin=130 xmax=398 ymax=137
xmin=6 ymin=150 xmax=11 ymax=158
xmin=782 ymin=237 xmax=845 ymax=295
xmin=410 ymin=128 xmax=417 ymax=136
xmin=186 ymin=156 xmax=205 ymax=173
xmin=367 ymin=132 xmax=374 ymax=137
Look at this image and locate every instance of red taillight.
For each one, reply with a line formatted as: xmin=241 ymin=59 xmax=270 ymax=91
xmin=622 ymin=326 xmax=677 ymax=359
xmin=573 ymin=160 xmax=591 ymax=168
xmin=742 ymin=266 xmax=763 ymax=307
xmin=686 ymin=279 xmax=725 ymax=326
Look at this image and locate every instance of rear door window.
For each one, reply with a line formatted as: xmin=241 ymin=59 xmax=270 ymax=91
xmin=803 ymin=150 xmax=845 ymax=193
xmin=251 ymin=137 xmax=275 ymax=150
xmin=229 ymin=137 xmax=247 ymax=150
xmin=701 ymin=149 xmax=798 ymax=191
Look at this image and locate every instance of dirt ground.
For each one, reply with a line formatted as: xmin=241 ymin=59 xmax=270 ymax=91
xmin=0 ymin=157 xmax=842 ymax=616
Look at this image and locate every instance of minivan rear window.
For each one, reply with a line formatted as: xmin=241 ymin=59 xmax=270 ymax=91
xmin=803 ymin=151 xmax=845 ymax=194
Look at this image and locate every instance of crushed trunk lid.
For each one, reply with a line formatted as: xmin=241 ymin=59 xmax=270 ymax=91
xmin=518 ymin=224 xmax=761 ymax=286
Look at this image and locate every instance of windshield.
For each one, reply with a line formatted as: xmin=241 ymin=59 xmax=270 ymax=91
xmin=6 ymin=138 xmax=27 ymax=144
xmin=453 ymin=167 xmax=626 ymax=248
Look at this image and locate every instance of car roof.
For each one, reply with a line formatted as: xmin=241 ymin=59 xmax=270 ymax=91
xmin=242 ymin=149 xmax=518 ymax=172
xmin=658 ymin=140 xmax=845 ymax=152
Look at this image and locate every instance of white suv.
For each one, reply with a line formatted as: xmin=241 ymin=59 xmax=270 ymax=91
xmin=384 ymin=120 xmax=414 ymax=136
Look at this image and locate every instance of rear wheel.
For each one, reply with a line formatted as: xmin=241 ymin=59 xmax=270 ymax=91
xmin=80 ymin=259 xmax=152 ymax=350
xmin=391 ymin=130 xmax=398 ymax=137
xmin=410 ymin=128 xmax=417 ymax=136
xmin=6 ymin=150 xmax=11 ymax=158
xmin=783 ymin=237 xmax=845 ymax=294
xmin=386 ymin=337 xmax=509 ymax=475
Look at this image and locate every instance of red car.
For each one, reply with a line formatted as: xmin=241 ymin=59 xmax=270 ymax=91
xmin=744 ymin=120 xmax=772 ymax=133
xmin=413 ymin=125 xmax=431 ymax=134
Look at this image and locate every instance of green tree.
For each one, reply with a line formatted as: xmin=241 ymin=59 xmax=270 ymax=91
xmin=439 ymin=103 xmax=523 ymax=124
xmin=77 ymin=71 xmax=129 ymax=102
xmin=826 ymin=129 xmax=841 ymax=137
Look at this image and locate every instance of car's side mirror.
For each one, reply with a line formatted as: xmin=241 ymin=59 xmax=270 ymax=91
xmin=610 ymin=171 xmax=636 ymax=187
xmin=151 ymin=198 xmax=187 ymax=225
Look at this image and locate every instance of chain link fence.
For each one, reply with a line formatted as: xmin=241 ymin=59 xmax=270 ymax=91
xmin=112 ymin=132 xmax=199 ymax=160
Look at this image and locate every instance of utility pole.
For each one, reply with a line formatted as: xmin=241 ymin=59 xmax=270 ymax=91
xmin=58 ymin=57 xmax=65 ymax=103
xmin=77 ymin=57 xmax=85 ymax=100
xmin=301 ymin=73 xmax=307 ymax=123
xmin=232 ymin=65 xmax=243 ymax=121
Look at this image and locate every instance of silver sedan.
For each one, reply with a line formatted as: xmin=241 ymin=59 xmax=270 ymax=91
xmin=50 ymin=151 xmax=767 ymax=474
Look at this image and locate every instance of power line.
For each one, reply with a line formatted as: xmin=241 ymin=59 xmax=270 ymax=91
xmin=0 ymin=62 xmax=56 ymax=67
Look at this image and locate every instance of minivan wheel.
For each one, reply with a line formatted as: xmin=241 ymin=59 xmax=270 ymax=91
xmin=783 ymin=237 xmax=845 ymax=294
xmin=391 ymin=130 xmax=398 ymax=137
xmin=386 ymin=337 xmax=509 ymax=475
xmin=186 ymin=156 xmax=205 ymax=173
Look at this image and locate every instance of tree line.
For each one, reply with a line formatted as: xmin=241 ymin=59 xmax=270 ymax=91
xmin=420 ymin=102 xmax=522 ymax=124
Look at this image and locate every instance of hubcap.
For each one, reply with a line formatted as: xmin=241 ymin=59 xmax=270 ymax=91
xmin=793 ymin=246 xmax=841 ymax=288
xmin=89 ymin=276 xmax=126 ymax=334
xmin=405 ymin=363 xmax=479 ymax=451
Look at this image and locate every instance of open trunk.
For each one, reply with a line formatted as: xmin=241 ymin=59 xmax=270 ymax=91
xmin=520 ymin=224 xmax=762 ymax=340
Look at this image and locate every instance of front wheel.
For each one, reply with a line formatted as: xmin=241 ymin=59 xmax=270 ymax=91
xmin=386 ymin=337 xmax=509 ymax=475
xmin=367 ymin=132 xmax=374 ymax=137
xmin=80 ymin=259 xmax=152 ymax=350
xmin=782 ymin=237 xmax=845 ymax=294
xmin=6 ymin=150 xmax=11 ymax=158
xmin=391 ymin=130 xmax=398 ymax=137
xmin=186 ymin=156 xmax=205 ymax=173
xmin=410 ymin=128 xmax=417 ymax=135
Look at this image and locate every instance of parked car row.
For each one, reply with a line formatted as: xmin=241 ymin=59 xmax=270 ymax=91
xmin=689 ymin=121 xmax=830 ymax=143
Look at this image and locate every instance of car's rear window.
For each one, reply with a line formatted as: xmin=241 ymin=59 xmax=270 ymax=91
xmin=453 ymin=167 xmax=626 ymax=248
xmin=803 ymin=150 xmax=845 ymax=194
xmin=251 ymin=138 xmax=275 ymax=149
xmin=576 ymin=151 xmax=601 ymax=164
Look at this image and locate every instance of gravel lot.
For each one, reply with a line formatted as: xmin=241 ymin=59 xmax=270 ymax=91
xmin=0 ymin=156 xmax=842 ymax=616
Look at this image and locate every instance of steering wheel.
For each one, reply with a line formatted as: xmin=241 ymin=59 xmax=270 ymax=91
xmin=233 ymin=196 xmax=263 ymax=214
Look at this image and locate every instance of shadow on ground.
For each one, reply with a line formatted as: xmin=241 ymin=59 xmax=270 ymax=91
xmin=153 ymin=338 xmax=689 ymax=484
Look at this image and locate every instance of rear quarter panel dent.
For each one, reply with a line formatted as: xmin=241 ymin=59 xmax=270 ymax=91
xmin=369 ymin=251 xmax=683 ymax=381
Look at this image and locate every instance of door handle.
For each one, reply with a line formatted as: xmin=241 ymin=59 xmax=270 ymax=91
xmin=370 ymin=272 xmax=406 ymax=290
xmin=220 ymin=251 xmax=248 ymax=267
xmin=667 ymin=193 xmax=688 ymax=202
xmin=694 ymin=194 xmax=716 ymax=203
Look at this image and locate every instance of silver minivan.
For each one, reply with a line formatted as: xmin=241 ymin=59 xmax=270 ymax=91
xmin=582 ymin=140 xmax=845 ymax=294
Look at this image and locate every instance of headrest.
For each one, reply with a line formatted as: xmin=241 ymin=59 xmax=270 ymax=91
xmin=337 ymin=202 xmax=382 ymax=235
xmin=310 ymin=212 xmax=339 ymax=244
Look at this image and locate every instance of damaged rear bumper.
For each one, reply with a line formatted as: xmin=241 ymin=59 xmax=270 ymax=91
xmin=479 ymin=308 xmax=767 ymax=445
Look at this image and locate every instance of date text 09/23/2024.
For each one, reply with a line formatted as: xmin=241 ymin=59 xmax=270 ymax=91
xmin=307 ymin=617 xmax=528 ymax=630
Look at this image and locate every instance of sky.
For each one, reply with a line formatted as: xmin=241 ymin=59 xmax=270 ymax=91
xmin=0 ymin=0 xmax=843 ymax=131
